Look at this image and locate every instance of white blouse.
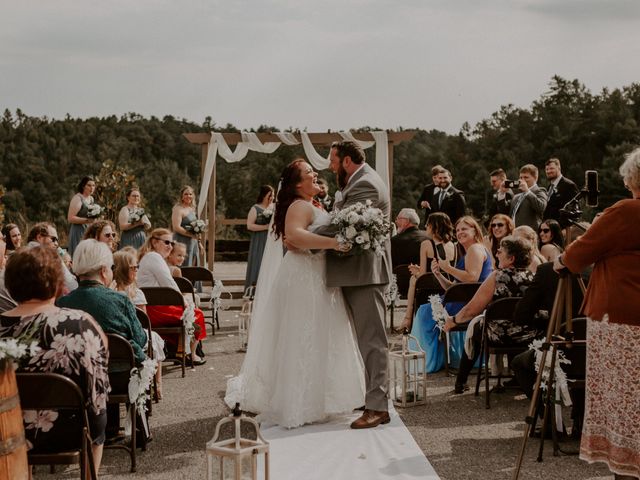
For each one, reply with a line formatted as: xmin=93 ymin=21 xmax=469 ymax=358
xmin=137 ymin=251 xmax=179 ymax=291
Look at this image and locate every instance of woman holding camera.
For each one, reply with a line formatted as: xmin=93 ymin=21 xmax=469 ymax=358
xmin=555 ymin=149 xmax=640 ymax=480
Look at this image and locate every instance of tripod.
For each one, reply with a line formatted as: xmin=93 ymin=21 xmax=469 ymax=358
xmin=512 ymin=268 xmax=587 ymax=480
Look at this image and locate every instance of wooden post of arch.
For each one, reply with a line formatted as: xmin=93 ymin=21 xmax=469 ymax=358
xmin=183 ymin=131 xmax=416 ymax=270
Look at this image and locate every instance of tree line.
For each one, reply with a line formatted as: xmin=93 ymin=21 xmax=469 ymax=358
xmin=1 ymin=75 xmax=638 ymax=241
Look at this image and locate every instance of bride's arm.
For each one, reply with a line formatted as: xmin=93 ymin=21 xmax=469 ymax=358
xmin=285 ymin=202 xmax=340 ymax=250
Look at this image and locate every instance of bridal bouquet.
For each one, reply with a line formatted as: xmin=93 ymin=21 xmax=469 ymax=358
xmin=128 ymin=207 xmax=146 ymax=223
xmin=187 ymin=219 xmax=207 ymax=234
xmin=331 ymin=200 xmax=391 ymax=256
xmin=87 ymin=203 xmax=104 ymax=219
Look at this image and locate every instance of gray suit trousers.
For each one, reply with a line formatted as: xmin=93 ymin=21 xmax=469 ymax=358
xmin=342 ymin=284 xmax=389 ymax=412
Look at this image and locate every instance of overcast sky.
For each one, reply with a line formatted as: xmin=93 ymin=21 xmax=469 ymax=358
xmin=2 ymin=0 xmax=639 ymax=133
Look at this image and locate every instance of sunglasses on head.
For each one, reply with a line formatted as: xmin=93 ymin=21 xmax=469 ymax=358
xmin=539 ymin=228 xmax=550 ymax=233
xmin=152 ymin=237 xmax=175 ymax=247
xmin=491 ymin=223 xmax=505 ymax=228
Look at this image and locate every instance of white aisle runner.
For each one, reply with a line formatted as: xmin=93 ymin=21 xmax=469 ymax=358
xmin=257 ymin=403 xmax=440 ymax=479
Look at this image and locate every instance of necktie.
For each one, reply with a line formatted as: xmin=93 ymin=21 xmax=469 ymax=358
xmin=438 ymin=190 xmax=445 ymax=208
xmin=548 ymin=184 xmax=555 ymax=198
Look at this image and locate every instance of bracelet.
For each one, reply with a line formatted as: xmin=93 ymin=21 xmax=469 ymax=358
xmin=452 ymin=315 xmax=459 ymax=325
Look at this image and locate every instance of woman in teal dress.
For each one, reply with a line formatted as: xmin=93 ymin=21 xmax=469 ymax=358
xmin=118 ymin=187 xmax=151 ymax=250
xmin=244 ymin=185 xmax=274 ymax=291
xmin=171 ymin=186 xmax=200 ymax=266
xmin=410 ymin=216 xmax=493 ymax=373
xmin=67 ymin=176 xmax=96 ymax=256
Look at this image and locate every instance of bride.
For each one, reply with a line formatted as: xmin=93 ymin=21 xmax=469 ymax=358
xmin=225 ymin=159 xmax=365 ymax=428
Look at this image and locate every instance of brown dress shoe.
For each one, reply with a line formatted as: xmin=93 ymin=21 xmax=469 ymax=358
xmin=350 ymin=409 xmax=391 ymax=429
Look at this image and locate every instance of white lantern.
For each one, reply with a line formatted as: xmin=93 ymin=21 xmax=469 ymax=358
xmin=206 ymin=403 xmax=270 ymax=480
xmin=238 ymin=298 xmax=253 ymax=352
xmin=388 ymin=330 xmax=427 ymax=407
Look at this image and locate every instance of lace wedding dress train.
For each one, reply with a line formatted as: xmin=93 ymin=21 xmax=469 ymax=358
xmin=225 ymin=210 xmax=365 ymax=428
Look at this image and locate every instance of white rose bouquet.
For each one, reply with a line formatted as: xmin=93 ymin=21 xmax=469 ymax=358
xmin=87 ymin=203 xmax=104 ymax=219
xmin=331 ymin=200 xmax=391 ymax=256
xmin=187 ymin=219 xmax=207 ymax=235
xmin=128 ymin=207 xmax=146 ymax=224
xmin=261 ymin=206 xmax=274 ymax=220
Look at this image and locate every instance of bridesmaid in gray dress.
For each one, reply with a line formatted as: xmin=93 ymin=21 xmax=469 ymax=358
xmin=118 ymin=188 xmax=151 ymax=250
xmin=244 ymin=185 xmax=274 ymax=290
xmin=171 ymin=186 xmax=200 ymax=266
xmin=67 ymin=176 xmax=96 ymax=256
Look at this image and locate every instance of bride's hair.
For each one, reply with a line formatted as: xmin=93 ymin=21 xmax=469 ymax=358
xmin=273 ymin=158 xmax=305 ymax=239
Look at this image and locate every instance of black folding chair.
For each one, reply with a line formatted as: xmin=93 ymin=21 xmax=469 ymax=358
xmin=17 ymin=372 xmax=97 ymax=480
xmin=442 ymin=282 xmax=482 ymax=375
xmin=392 ymin=264 xmax=412 ymax=299
xmin=180 ymin=266 xmax=219 ymax=332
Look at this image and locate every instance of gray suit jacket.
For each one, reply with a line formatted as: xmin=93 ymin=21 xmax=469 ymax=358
xmin=511 ymin=185 xmax=548 ymax=230
xmin=315 ymin=164 xmax=391 ymax=288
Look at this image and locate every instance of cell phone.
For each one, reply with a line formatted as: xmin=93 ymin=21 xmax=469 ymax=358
xmin=435 ymin=243 xmax=447 ymax=261
xmin=504 ymin=179 xmax=520 ymax=189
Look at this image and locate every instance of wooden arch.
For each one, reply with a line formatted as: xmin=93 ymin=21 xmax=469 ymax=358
xmin=183 ymin=131 xmax=416 ymax=268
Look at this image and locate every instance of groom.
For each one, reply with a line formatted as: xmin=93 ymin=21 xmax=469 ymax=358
xmin=322 ymin=140 xmax=391 ymax=429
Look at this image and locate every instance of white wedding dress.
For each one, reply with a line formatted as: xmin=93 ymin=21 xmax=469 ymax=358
xmin=225 ymin=205 xmax=365 ymax=428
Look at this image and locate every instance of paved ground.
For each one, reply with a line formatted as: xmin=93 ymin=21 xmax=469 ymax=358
xmin=43 ymin=262 xmax=614 ymax=480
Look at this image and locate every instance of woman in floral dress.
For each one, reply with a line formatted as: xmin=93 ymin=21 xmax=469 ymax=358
xmin=0 ymin=246 xmax=110 ymax=471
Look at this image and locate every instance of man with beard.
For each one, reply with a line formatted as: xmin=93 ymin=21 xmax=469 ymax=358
xmin=315 ymin=177 xmax=334 ymax=211
xmin=416 ymin=165 xmax=446 ymax=226
xmin=431 ymin=169 xmax=466 ymax=225
xmin=543 ymin=158 xmax=579 ymax=228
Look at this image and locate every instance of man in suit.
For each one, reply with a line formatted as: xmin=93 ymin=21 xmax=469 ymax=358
xmin=416 ymin=165 xmax=446 ymax=226
xmin=485 ymin=168 xmax=514 ymax=226
xmin=431 ymin=169 xmax=466 ymax=225
xmin=315 ymin=177 xmax=334 ymax=211
xmin=391 ymin=208 xmax=427 ymax=268
xmin=543 ymin=158 xmax=579 ymax=228
xmin=510 ymin=164 xmax=548 ymax=230
xmin=318 ymin=140 xmax=391 ymax=429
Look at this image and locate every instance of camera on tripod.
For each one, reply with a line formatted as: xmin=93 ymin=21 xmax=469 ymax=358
xmin=559 ymin=170 xmax=599 ymax=223
xmin=503 ymin=179 xmax=521 ymax=189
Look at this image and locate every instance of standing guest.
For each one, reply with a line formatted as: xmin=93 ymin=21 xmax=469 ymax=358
xmin=67 ymin=175 xmax=97 ymax=256
xmin=538 ymin=219 xmax=564 ymax=261
xmin=483 ymin=214 xmax=515 ymax=267
xmin=510 ymin=164 xmax=548 ymax=230
xmin=1 ymin=223 xmax=22 ymax=253
xmin=554 ymin=147 xmax=640 ymax=480
xmin=417 ymin=165 xmax=447 ymax=225
xmin=27 ymin=222 xmax=78 ymax=293
xmin=118 ymin=187 xmax=151 ymax=250
xmin=391 ymin=208 xmax=428 ymax=268
xmin=84 ymin=220 xmax=118 ymax=252
xmin=138 ymin=228 xmax=207 ymax=365
xmin=167 ymin=242 xmax=187 ymax=277
xmin=315 ymin=178 xmax=334 ymax=211
xmin=431 ymin=169 xmax=467 ymax=225
xmin=245 ymin=185 xmax=274 ymax=291
xmin=171 ymin=186 xmax=200 ymax=266
xmin=513 ymin=225 xmax=547 ymax=274
xmin=485 ymin=169 xmax=514 ymax=225
xmin=543 ymin=158 xmax=579 ymax=227
xmin=0 ymin=246 xmax=110 ymax=472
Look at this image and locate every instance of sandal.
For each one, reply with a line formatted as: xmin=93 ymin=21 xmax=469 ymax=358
xmin=186 ymin=355 xmax=206 ymax=366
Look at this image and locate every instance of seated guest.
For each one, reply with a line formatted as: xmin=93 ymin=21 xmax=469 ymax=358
xmin=27 ymin=222 xmax=78 ymax=292
xmin=483 ymin=214 xmax=515 ymax=267
xmin=167 ymin=242 xmax=187 ymax=277
xmin=2 ymin=223 xmax=22 ymax=254
xmin=400 ymin=212 xmax=456 ymax=329
xmin=442 ymin=236 xmax=535 ymax=393
xmin=137 ymin=228 xmax=207 ymax=365
xmin=409 ymin=216 xmax=493 ymax=372
xmin=538 ymin=219 xmax=564 ymax=261
xmin=0 ymin=246 xmax=110 ymax=471
xmin=84 ymin=219 xmax=118 ymax=252
xmin=391 ymin=208 xmax=428 ymax=268
xmin=57 ymin=239 xmax=148 ymax=364
xmin=513 ymin=225 xmax=546 ymax=273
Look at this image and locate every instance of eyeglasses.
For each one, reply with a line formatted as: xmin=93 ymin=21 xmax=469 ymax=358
xmin=50 ymin=236 xmax=59 ymax=243
xmin=539 ymin=228 xmax=550 ymax=233
xmin=152 ymin=237 xmax=175 ymax=247
xmin=491 ymin=223 xmax=505 ymax=228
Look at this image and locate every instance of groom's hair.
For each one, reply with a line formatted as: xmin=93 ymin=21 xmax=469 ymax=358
xmin=331 ymin=141 xmax=365 ymax=165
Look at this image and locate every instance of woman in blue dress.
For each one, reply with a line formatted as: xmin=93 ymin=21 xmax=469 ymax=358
xmin=171 ymin=186 xmax=200 ymax=266
xmin=67 ymin=176 xmax=96 ymax=256
xmin=244 ymin=185 xmax=274 ymax=291
xmin=118 ymin=187 xmax=151 ymax=250
xmin=410 ymin=216 xmax=493 ymax=373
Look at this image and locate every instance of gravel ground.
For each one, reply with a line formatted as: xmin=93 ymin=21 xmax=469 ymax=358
xmin=44 ymin=308 xmax=614 ymax=480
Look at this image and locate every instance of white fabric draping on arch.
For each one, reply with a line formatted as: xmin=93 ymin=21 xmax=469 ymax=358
xmin=197 ymin=130 xmax=389 ymax=216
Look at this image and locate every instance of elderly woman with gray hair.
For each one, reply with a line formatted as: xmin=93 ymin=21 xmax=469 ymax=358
xmin=554 ymin=149 xmax=640 ymax=480
xmin=442 ymin=235 xmax=535 ymax=393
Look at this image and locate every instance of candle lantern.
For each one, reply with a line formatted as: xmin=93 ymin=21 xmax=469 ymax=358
xmin=238 ymin=287 xmax=254 ymax=351
xmin=206 ymin=403 xmax=270 ymax=480
xmin=388 ymin=330 xmax=427 ymax=407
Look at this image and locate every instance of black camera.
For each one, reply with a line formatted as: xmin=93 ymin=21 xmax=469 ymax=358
xmin=503 ymin=179 xmax=520 ymax=189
